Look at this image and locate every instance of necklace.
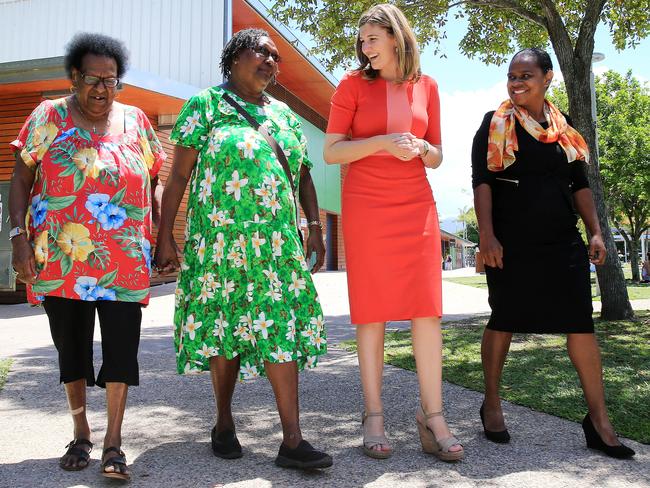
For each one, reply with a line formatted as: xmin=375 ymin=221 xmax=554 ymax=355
xmin=73 ymin=96 xmax=111 ymax=134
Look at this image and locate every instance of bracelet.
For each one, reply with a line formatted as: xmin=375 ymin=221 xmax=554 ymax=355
xmin=420 ymin=140 xmax=430 ymax=157
xmin=307 ymin=220 xmax=322 ymax=229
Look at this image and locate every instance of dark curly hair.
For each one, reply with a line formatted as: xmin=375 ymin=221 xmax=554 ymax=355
xmin=220 ymin=28 xmax=270 ymax=80
xmin=511 ymin=48 xmax=553 ymax=73
xmin=64 ymin=32 xmax=129 ymax=79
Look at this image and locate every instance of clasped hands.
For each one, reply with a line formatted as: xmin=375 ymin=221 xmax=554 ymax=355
xmin=384 ymin=133 xmax=422 ymax=161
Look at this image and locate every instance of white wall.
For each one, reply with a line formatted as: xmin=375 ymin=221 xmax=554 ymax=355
xmin=0 ymin=0 xmax=226 ymax=88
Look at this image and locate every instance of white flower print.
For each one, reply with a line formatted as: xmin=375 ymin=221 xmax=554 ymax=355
xmin=270 ymin=346 xmax=293 ymax=363
xmin=254 ymin=185 xmax=271 ymax=200
xmin=206 ymin=138 xmax=220 ymax=158
xmin=180 ymin=110 xmax=202 ymax=136
xmin=184 ymin=362 xmax=201 ymax=374
xmin=251 ymin=232 xmax=266 ymax=258
xmin=265 ymin=285 xmax=282 ymax=302
xmin=253 ymin=312 xmax=274 ymax=340
xmin=225 ymin=170 xmax=249 ymax=201
xmin=264 ymin=174 xmax=281 ymax=193
xmin=301 ymin=328 xmax=315 ymax=340
xmin=204 ymin=168 xmax=217 ymax=186
xmin=271 ymin=231 xmax=284 ymax=257
xmin=213 ymin=312 xmax=229 ymax=340
xmin=184 ymin=315 xmax=203 ymax=341
xmin=286 ymin=310 xmax=297 ymax=341
xmin=293 ymin=252 xmax=309 ymax=271
xmin=197 ymin=237 xmax=206 ymax=264
xmin=198 ymin=284 xmax=214 ymax=303
xmin=310 ymin=315 xmax=325 ymax=333
xmin=198 ymin=183 xmax=211 ymax=204
xmin=266 ymin=195 xmax=282 ymax=216
xmin=236 ymin=133 xmax=260 ymax=159
xmin=226 ymin=248 xmax=241 ymax=263
xmin=195 ymin=343 xmax=218 ymax=358
xmin=312 ymin=334 xmax=326 ymax=350
xmin=288 ymin=271 xmax=306 ymax=297
xmin=246 ymin=282 xmax=254 ymax=302
xmin=263 ymin=266 xmax=280 ymax=284
xmin=212 ymin=242 xmax=225 ymax=265
xmin=241 ymin=362 xmax=260 ymax=380
xmin=305 ymin=356 xmax=317 ymax=368
xmin=221 ymin=280 xmax=235 ymax=302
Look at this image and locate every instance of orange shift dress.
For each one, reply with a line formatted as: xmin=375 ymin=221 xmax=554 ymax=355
xmin=327 ymin=72 xmax=443 ymax=324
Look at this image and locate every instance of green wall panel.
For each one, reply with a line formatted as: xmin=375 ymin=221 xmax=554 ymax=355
xmin=298 ymin=115 xmax=341 ymax=214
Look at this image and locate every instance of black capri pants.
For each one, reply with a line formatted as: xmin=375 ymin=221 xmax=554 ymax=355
xmin=43 ymin=297 xmax=142 ymax=388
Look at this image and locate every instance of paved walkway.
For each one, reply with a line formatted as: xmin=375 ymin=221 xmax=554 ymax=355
xmin=0 ymin=270 xmax=648 ymax=487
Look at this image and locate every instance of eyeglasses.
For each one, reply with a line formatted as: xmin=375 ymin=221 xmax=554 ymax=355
xmin=79 ymin=72 xmax=120 ymax=88
xmin=251 ymin=46 xmax=282 ymax=63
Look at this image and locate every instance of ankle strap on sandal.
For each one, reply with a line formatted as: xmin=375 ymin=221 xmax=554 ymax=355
xmin=419 ymin=405 xmax=444 ymax=419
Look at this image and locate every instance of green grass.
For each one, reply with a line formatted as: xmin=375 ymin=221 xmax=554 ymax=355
xmin=0 ymin=359 xmax=12 ymax=393
xmin=340 ymin=310 xmax=650 ymax=444
xmin=443 ymin=271 xmax=650 ymax=301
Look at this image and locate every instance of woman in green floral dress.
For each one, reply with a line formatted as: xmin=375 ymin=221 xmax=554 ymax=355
xmin=155 ymin=29 xmax=331 ymax=469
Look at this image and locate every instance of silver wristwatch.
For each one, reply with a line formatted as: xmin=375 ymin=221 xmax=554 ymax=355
xmin=8 ymin=227 xmax=26 ymax=241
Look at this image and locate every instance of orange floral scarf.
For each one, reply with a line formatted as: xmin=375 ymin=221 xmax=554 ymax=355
xmin=487 ymin=99 xmax=589 ymax=171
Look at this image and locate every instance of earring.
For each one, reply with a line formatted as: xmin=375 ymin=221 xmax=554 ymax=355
xmin=69 ymin=85 xmax=77 ymax=93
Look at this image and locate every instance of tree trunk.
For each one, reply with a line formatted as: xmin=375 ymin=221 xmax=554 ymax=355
xmin=629 ymin=237 xmax=640 ymax=283
xmin=554 ymin=53 xmax=634 ymax=320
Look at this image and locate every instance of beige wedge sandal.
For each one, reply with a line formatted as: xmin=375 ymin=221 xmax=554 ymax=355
xmin=361 ymin=411 xmax=393 ymax=459
xmin=416 ymin=406 xmax=464 ymax=462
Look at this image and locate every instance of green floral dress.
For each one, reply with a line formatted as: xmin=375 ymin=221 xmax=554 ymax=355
xmin=170 ymin=87 xmax=327 ymax=379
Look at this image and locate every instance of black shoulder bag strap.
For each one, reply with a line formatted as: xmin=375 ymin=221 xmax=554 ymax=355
xmin=221 ymin=92 xmax=303 ymax=243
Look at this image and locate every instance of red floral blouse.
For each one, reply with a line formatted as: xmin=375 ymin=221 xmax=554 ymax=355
xmin=11 ymin=98 xmax=166 ymax=305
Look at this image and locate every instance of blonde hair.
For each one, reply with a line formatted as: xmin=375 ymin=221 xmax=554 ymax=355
xmin=355 ymin=3 xmax=420 ymax=83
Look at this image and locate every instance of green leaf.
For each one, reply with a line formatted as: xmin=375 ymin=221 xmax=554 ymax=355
xmin=97 ymin=268 xmax=118 ymax=288
xmin=47 ymin=196 xmax=76 ymax=211
xmin=110 ymin=187 xmax=127 ymax=205
xmin=32 ymin=279 xmax=65 ymax=293
xmin=73 ymin=171 xmax=85 ymax=192
xmin=60 ymin=254 xmax=73 ymax=277
xmin=122 ymin=204 xmax=147 ymax=221
xmin=112 ymin=286 xmax=149 ymax=302
xmin=58 ymin=165 xmax=77 ymax=177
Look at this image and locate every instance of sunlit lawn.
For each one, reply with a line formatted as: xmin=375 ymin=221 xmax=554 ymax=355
xmin=443 ymin=263 xmax=650 ymax=301
xmin=340 ymin=311 xmax=650 ymax=444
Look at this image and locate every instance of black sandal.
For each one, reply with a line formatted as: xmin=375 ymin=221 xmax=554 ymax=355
xmin=101 ymin=446 xmax=130 ymax=481
xmin=275 ymin=440 xmax=333 ymax=470
xmin=60 ymin=439 xmax=93 ymax=471
xmin=211 ymin=426 xmax=243 ymax=459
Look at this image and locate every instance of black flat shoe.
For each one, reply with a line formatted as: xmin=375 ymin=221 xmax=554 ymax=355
xmin=480 ymin=404 xmax=510 ymax=444
xmin=582 ymin=414 xmax=635 ymax=459
xmin=275 ymin=440 xmax=333 ymax=470
xmin=211 ymin=427 xmax=243 ymax=459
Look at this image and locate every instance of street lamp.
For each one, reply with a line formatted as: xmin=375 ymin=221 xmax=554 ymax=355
xmin=590 ymin=52 xmax=605 ymax=124
xmin=590 ymin=52 xmax=605 ymax=297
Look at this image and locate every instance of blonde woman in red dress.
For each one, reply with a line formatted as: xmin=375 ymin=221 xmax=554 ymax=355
xmin=324 ymin=4 xmax=463 ymax=462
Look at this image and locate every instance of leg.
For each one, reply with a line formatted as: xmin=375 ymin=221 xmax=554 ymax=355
xmin=356 ymin=322 xmax=391 ymax=453
xmin=412 ymin=317 xmax=461 ymax=453
xmin=481 ymin=328 xmax=513 ymax=431
xmin=210 ymin=355 xmax=241 ymax=432
xmin=43 ymin=297 xmax=96 ymax=470
xmin=567 ymin=333 xmax=620 ymax=445
xmin=265 ymin=360 xmax=302 ymax=448
xmin=96 ymin=301 xmax=142 ymax=478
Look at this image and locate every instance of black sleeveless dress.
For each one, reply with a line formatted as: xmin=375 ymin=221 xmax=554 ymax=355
xmin=471 ymin=111 xmax=594 ymax=333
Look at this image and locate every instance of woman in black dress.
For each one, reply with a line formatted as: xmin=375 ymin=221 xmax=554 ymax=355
xmin=472 ymin=48 xmax=634 ymax=459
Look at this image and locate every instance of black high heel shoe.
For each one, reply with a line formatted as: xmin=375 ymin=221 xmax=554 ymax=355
xmin=480 ymin=404 xmax=510 ymax=444
xmin=582 ymin=414 xmax=635 ymax=459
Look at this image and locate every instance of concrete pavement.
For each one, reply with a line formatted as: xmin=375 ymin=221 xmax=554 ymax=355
xmin=0 ymin=270 xmax=648 ymax=487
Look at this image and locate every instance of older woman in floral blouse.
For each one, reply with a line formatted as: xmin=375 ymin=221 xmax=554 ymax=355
xmin=9 ymin=32 xmax=165 ymax=480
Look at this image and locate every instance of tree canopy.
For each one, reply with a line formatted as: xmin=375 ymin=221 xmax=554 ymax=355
xmin=271 ymin=1 xmax=650 ymax=72
xmin=550 ymin=70 xmax=650 ymax=281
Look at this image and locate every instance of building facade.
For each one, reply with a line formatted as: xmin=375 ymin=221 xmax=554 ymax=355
xmin=0 ymin=0 xmax=345 ymax=299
